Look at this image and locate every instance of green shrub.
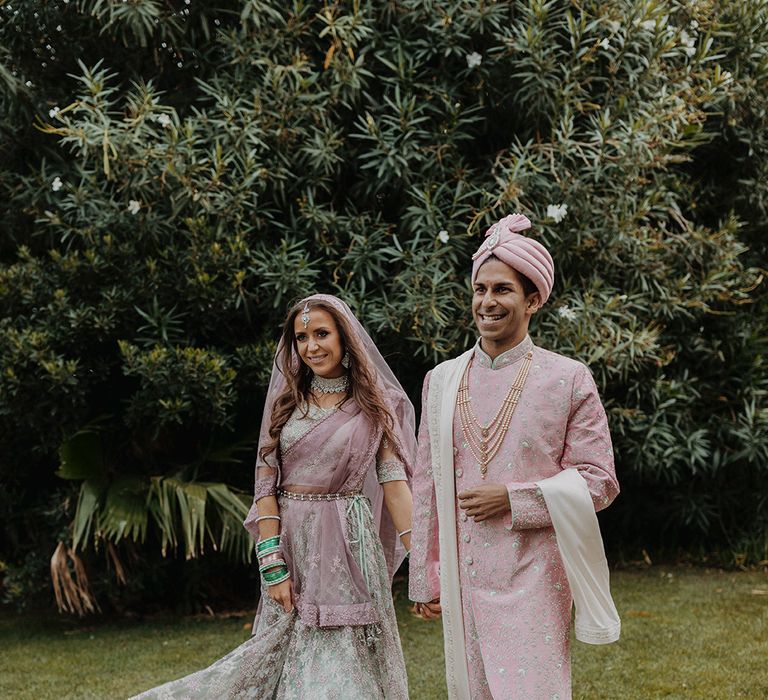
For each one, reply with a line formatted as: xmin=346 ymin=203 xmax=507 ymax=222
xmin=1 ymin=0 xmax=766 ymax=611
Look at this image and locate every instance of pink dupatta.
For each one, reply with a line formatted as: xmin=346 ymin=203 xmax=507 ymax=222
xmin=243 ymin=294 xmax=416 ymax=627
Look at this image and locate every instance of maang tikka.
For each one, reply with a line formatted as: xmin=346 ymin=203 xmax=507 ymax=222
xmin=300 ymin=302 xmax=311 ymax=329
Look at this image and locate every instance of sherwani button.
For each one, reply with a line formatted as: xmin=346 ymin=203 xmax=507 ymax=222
xmin=455 ymin=468 xmax=463 ymax=478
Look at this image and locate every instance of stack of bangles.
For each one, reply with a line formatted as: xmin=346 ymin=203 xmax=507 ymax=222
xmin=255 ymin=516 xmax=290 ymax=586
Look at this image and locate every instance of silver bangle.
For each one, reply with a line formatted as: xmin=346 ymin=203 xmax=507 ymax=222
xmin=259 ymin=559 xmax=287 ymax=574
xmin=254 ymin=515 xmax=281 ymax=523
xmin=397 ymin=528 xmax=412 ymax=538
xmin=257 ymin=546 xmax=281 ymax=559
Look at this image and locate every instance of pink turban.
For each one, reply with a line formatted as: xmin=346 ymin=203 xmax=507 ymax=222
xmin=471 ymin=214 xmax=555 ymax=304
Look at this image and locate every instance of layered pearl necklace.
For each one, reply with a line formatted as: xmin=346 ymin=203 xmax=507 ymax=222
xmin=457 ymin=352 xmax=533 ymax=477
xmin=311 ymin=373 xmax=349 ymax=394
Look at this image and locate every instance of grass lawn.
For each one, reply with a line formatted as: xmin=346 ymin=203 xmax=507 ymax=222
xmin=1 ymin=567 xmax=766 ymax=699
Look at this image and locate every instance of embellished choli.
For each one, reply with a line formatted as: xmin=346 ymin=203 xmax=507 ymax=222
xmin=280 ymin=403 xmax=407 ymax=484
xmin=244 ymin=397 xmax=408 ymax=629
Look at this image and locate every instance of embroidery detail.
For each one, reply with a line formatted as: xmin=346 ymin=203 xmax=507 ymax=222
xmin=474 ymin=335 xmax=534 ymax=370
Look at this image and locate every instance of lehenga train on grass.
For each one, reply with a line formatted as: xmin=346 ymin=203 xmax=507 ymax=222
xmin=131 ymin=294 xmax=415 ymax=700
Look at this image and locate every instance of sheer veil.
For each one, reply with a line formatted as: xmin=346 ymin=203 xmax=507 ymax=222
xmin=249 ymin=293 xmax=416 ymax=579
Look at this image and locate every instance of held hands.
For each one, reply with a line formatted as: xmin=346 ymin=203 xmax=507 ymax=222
xmin=267 ymin=577 xmax=294 ymax=613
xmin=457 ymin=483 xmax=511 ymax=522
xmin=414 ymin=599 xmax=442 ymax=620
xmin=411 ymin=486 xmax=509 ymax=620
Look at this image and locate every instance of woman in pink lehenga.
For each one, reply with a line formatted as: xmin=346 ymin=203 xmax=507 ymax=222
xmin=132 ymin=294 xmax=415 ymax=699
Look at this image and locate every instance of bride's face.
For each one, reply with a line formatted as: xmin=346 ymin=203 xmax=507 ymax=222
xmin=294 ymin=307 xmax=346 ymax=378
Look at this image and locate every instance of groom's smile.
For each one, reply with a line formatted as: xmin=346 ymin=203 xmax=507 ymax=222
xmin=471 ymin=257 xmax=540 ymax=355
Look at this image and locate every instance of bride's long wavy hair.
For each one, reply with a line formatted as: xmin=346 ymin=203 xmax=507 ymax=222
xmin=260 ymin=298 xmax=397 ymax=462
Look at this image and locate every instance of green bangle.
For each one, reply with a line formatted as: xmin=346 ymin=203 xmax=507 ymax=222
xmin=262 ymin=562 xmax=288 ymax=581
xmin=256 ymin=536 xmax=280 ymax=553
xmin=264 ymin=570 xmax=290 ymax=586
xmin=257 ymin=545 xmax=281 ymax=558
xmin=262 ymin=566 xmax=289 ymax=583
xmin=259 ymin=559 xmax=287 ymax=574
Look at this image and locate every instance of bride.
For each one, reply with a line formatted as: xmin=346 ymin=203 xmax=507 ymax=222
xmin=132 ymin=294 xmax=415 ymax=699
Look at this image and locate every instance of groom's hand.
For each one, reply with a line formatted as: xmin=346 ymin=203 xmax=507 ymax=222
xmin=457 ymin=484 xmax=511 ymax=522
xmin=414 ymin=600 xmax=442 ymax=620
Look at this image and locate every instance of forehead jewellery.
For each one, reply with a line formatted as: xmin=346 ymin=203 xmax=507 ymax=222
xmin=300 ymin=302 xmax=311 ymax=329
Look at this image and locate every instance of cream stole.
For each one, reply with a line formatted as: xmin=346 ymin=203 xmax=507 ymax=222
xmin=427 ymin=349 xmax=620 ymax=699
xmin=427 ymin=349 xmax=473 ymax=700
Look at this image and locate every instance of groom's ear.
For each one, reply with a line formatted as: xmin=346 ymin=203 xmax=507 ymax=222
xmin=526 ymin=292 xmax=542 ymax=314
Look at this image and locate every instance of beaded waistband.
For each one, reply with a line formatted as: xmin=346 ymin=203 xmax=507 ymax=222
xmin=277 ymin=489 xmax=361 ymax=502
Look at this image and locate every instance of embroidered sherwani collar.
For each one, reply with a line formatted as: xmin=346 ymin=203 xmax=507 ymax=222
xmin=474 ymin=335 xmax=534 ymax=370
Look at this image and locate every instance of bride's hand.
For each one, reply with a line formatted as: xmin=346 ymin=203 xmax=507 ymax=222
xmin=414 ymin=599 xmax=442 ymax=620
xmin=267 ymin=578 xmax=294 ymax=613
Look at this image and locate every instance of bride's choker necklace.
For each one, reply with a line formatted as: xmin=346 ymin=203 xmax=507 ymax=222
xmin=311 ymin=373 xmax=349 ymax=394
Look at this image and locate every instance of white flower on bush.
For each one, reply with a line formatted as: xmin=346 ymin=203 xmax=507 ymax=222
xmin=558 ymin=305 xmax=577 ymax=321
xmin=438 ymin=229 xmax=450 ymax=244
xmin=48 ymin=106 xmax=60 ymax=119
xmin=51 ymin=176 xmax=63 ymax=192
xmin=680 ymin=29 xmax=696 ymax=57
xmin=128 ymin=200 xmax=141 ymax=215
xmin=155 ymin=113 xmax=172 ymax=127
xmin=546 ymin=203 xmax=568 ymax=223
xmin=719 ymin=69 xmax=733 ymax=85
xmin=466 ymin=52 xmax=482 ymax=69
xmin=599 ymin=38 xmax=611 ymax=50
xmin=639 ymin=19 xmax=656 ymax=31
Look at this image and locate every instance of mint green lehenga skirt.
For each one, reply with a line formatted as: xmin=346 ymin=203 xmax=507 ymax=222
xmin=130 ymin=503 xmax=409 ymax=700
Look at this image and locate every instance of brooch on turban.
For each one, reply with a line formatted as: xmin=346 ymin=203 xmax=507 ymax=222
xmin=470 ymin=213 xmax=555 ymax=304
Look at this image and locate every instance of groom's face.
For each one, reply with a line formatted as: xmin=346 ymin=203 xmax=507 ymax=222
xmin=472 ymin=258 xmax=541 ymax=348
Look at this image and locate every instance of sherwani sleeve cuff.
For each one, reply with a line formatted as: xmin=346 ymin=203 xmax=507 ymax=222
xmin=505 ymin=482 xmax=553 ymax=530
xmin=408 ymin=561 xmax=441 ymax=603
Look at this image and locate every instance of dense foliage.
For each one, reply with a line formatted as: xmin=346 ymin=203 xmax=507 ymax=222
xmin=1 ymin=0 xmax=766 ymax=611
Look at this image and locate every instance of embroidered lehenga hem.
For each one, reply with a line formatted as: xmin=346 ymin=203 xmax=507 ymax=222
xmin=296 ymin=600 xmax=379 ymax=627
xmin=130 ymin=499 xmax=408 ymax=700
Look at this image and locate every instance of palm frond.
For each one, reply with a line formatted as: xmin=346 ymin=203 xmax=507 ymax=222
xmin=98 ymin=476 xmax=148 ymax=544
xmin=72 ymin=479 xmax=103 ymax=551
xmin=50 ymin=541 xmax=100 ymax=616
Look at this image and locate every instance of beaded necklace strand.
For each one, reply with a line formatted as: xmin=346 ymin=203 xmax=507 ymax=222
xmin=457 ymin=351 xmax=533 ymax=477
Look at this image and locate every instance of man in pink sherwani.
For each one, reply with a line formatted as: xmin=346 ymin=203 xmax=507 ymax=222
xmin=409 ymin=214 xmax=621 ymax=700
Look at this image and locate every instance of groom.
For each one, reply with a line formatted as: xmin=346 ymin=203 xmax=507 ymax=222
xmin=409 ymin=214 xmax=620 ymax=700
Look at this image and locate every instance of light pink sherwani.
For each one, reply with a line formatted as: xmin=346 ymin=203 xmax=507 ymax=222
xmin=409 ymin=336 xmax=619 ymax=700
